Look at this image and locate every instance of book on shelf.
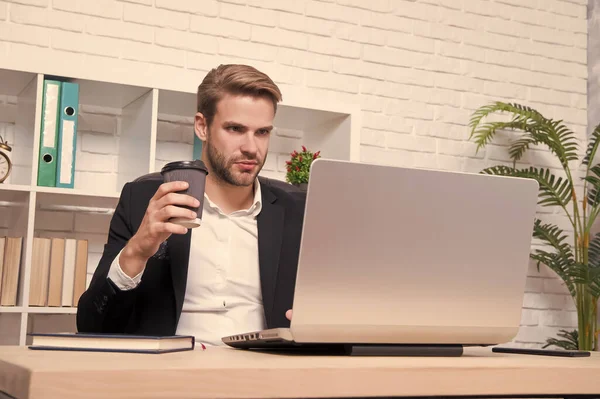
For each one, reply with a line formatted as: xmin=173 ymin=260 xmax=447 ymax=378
xmin=47 ymin=238 xmax=65 ymax=307
xmin=0 ymin=237 xmax=5 ymax=298
xmin=29 ymin=237 xmax=51 ymax=306
xmin=0 ymin=236 xmax=23 ymax=306
xmin=28 ymin=333 xmax=196 ymax=354
xmin=29 ymin=237 xmax=88 ymax=307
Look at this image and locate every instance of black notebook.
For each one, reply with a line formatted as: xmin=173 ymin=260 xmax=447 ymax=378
xmin=27 ymin=333 xmax=196 ymax=354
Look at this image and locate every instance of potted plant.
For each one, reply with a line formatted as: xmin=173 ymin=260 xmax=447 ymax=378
xmin=468 ymin=101 xmax=600 ymax=351
xmin=285 ymin=146 xmax=321 ymax=191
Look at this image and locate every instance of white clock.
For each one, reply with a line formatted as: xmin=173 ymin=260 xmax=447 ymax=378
xmin=0 ymin=137 xmax=12 ymax=184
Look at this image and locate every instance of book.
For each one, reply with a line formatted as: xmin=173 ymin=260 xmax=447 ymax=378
xmin=1 ymin=236 xmax=23 ymax=306
xmin=28 ymin=333 xmax=196 ymax=354
xmin=72 ymin=239 xmax=88 ymax=306
xmin=47 ymin=238 xmax=66 ymax=307
xmin=61 ymin=238 xmax=76 ymax=306
xmin=0 ymin=237 xmax=5 ymax=296
xmin=29 ymin=237 xmax=51 ymax=306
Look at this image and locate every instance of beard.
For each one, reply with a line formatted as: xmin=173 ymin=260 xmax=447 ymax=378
xmin=205 ymin=137 xmax=265 ymax=187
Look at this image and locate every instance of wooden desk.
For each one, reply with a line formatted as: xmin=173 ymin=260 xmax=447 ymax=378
xmin=0 ymin=345 xmax=599 ymax=399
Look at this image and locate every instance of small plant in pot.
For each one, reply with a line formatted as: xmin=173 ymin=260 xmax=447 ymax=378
xmin=285 ymin=146 xmax=321 ymax=191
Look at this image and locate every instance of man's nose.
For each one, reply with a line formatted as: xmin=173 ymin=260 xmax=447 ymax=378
xmin=240 ymin=133 xmax=258 ymax=155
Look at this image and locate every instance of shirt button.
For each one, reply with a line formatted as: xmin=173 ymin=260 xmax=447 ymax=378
xmin=223 ymin=300 xmax=226 ymax=307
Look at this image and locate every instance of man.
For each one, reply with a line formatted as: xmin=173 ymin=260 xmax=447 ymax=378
xmin=76 ymin=64 xmax=306 ymax=346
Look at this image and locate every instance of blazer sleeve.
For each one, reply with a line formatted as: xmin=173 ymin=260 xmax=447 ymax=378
xmin=76 ymin=182 xmax=140 ymax=333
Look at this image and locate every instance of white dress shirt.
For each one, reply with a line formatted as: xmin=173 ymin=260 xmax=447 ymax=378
xmin=107 ymin=179 xmax=266 ymax=347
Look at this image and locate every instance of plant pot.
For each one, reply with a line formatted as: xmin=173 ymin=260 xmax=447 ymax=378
xmin=292 ymin=183 xmax=308 ymax=191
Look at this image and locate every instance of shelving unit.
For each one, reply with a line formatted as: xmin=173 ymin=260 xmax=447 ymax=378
xmin=0 ymin=66 xmax=361 ymax=346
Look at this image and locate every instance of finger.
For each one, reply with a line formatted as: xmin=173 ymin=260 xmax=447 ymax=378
xmin=286 ymin=309 xmax=293 ymax=320
xmin=154 ymin=192 xmax=200 ymax=212
xmin=150 ymin=221 xmax=188 ymax=236
xmin=147 ymin=181 xmax=189 ymax=214
xmin=152 ymin=181 xmax=189 ymax=204
xmin=157 ymin=205 xmax=197 ymax=223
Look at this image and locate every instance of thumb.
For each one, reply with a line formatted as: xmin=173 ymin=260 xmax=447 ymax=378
xmin=286 ymin=309 xmax=293 ymax=320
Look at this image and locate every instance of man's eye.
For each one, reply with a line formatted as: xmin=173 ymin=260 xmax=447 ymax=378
xmin=258 ymin=129 xmax=270 ymax=135
xmin=228 ymin=126 xmax=241 ymax=132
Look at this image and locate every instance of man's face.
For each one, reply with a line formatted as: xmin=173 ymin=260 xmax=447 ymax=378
xmin=199 ymin=94 xmax=274 ymax=187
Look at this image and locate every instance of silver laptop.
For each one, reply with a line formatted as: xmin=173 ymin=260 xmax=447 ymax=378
xmin=222 ymin=159 xmax=539 ymax=352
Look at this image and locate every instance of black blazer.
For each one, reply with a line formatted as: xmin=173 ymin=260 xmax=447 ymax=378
xmin=76 ymin=175 xmax=306 ymax=336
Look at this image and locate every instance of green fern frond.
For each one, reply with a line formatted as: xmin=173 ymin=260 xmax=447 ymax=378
xmin=481 ymin=166 xmax=572 ymax=208
xmin=585 ymin=165 xmax=600 ymax=208
xmin=469 ymin=102 xmax=546 ymax=136
xmin=470 ymin=121 xmax=536 ymax=153
xmin=571 ymin=264 xmax=600 ymax=298
xmin=545 ymin=120 xmax=580 ymax=167
xmin=583 ymin=123 xmax=600 ymax=166
xmin=479 ymin=165 xmax=517 ymax=176
xmin=509 ymin=136 xmax=539 ymax=163
xmin=588 ymin=233 xmax=600 ymax=268
xmin=468 ymin=102 xmax=505 ymax=132
xmin=469 ymin=102 xmax=579 ymax=168
xmin=532 ymin=219 xmax=573 ymax=257
xmin=543 ymin=329 xmax=579 ymax=350
xmin=530 ymin=251 xmax=577 ymax=297
xmin=588 ymin=269 xmax=600 ymax=298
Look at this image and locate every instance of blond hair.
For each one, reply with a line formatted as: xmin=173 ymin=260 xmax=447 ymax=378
xmin=197 ymin=64 xmax=282 ymax=127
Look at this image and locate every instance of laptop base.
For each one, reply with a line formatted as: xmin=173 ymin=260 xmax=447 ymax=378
xmin=343 ymin=344 xmax=464 ymax=357
xmin=225 ymin=336 xmax=465 ymax=356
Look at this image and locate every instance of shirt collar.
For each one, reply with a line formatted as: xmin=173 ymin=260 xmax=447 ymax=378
xmin=204 ymin=178 xmax=262 ymax=217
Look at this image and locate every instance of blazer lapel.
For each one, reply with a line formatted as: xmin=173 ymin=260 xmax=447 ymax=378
xmin=257 ymin=184 xmax=284 ymax=327
xmin=167 ymin=229 xmax=192 ymax=325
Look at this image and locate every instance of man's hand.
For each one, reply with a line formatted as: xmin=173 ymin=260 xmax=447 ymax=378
xmin=120 ymin=181 xmax=200 ymax=278
xmin=286 ymin=309 xmax=293 ymax=321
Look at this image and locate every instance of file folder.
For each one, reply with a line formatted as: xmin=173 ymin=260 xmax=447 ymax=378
xmin=37 ymin=80 xmax=62 ymax=187
xmin=55 ymin=82 xmax=80 ymax=188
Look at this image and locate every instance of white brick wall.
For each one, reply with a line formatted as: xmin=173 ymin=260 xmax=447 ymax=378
xmin=0 ymin=0 xmax=590 ymax=347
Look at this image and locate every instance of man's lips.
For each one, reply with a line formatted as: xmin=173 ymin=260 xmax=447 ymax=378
xmin=235 ymin=161 xmax=257 ymax=170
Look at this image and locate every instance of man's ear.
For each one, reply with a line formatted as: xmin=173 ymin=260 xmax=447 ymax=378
xmin=195 ymin=112 xmax=208 ymax=142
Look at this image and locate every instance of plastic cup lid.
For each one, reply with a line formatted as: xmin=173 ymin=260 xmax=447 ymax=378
xmin=160 ymin=159 xmax=209 ymax=175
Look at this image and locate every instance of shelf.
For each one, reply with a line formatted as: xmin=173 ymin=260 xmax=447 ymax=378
xmin=28 ymin=74 xmax=157 ymax=195
xmin=0 ymin=68 xmax=40 ymax=187
xmin=0 ymin=190 xmax=29 ymax=237
xmin=155 ymin=89 xmax=195 ymax=173
xmin=0 ymin=184 xmax=122 ymax=200
xmin=158 ymin=89 xmax=195 ymax=117
xmin=34 ymin=185 xmax=120 ymax=199
xmin=48 ymin=75 xmax=152 ymax=110
xmin=0 ymin=183 xmax=31 ymax=193
xmin=0 ymin=65 xmax=362 ymax=347
xmin=36 ymin=190 xmax=118 ymax=213
xmin=26 ymin=307 xmax=77 ymax=314
xmin=0 ymin=69 xmax=37 ymax=97
xmin=0 ymin=307 xmax=24 ymax=313
xmin=0 ymin=188 xmax=29 ymax=204
xmin=0 ymin=312 xmax=21 ymax=346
